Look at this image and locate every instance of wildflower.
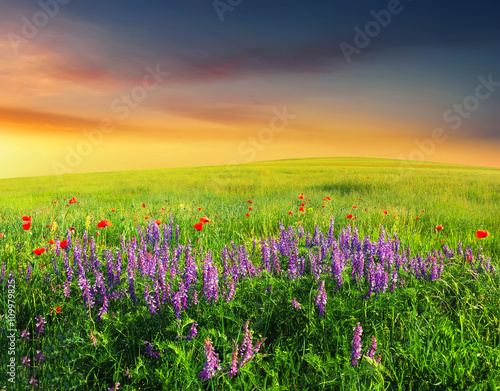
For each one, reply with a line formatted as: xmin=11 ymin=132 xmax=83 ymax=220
xmin=90 ymin=331 xmax=98 ymax=347
xmin=288 ymin=211 xmax=293 ymax=215
xmin=108 ymin=382 xmax=120 ymax=391
xmin=200 ymin=215 xmax=211 ymax=223
xmin=186 ymin=323 xmax=198 ymax=342
xmin=36 ymin=350 xmax=45 ymax=362
xmin=246 ymin=213 xmax=250 ymax=218
xmin=23 ymin=221 xmax=31 ymax=230
xmin=298 ymin=193 xmax=304 ymax=200
xmin=144 ymin=341 xmax=161 ymax=358
xmin=68 ymin=197 xmax=77 ymax=204
xmin=353 ymin=206 xmax=357 ymax=209
xmin=292 ymin=298 xmax=301 ymax=309
xmin=248 ymin=206 xmax=253 ymax=211
xmin=0 ymin=233 xmax=3 ymax=238
xmin=60 ymin=240 xmax=68 ymax=249
xmin=23 ymin=215 xmax=32 ymax=222
xmin=299 ymin=207 xmax=305 ymax=212
xmin=49 ymin=239 xmax=55 ymax=244
xmin=29 ymin=378 xmax=38 ymax=388
xmin=228 ymin=340 xmax=239 ymax=378
xmin=97 ymin=220 xmax=113 ymax=228
xmin=350 ymin=322 xmax=362 ymax=367
xmin=23 ymin=356 xmax=31 ymax=368
xmin=33 ymin=248 xmax=45 ymax=256
xmin=142 ymin=203 xmax=146 ymax=207
xmin=315 ymin=280 xmax=327 ymax=316
xmin=384 ymin=211 xmax=388 ymax=215
xmin=21 ymin=330 xmax=30 ymax=341
xmin=35 ymin=316 xmax=46 ymax=335
xmin=435 ymin=225 xmax=444 ymax=230
xmin=194 ymin=222 xmax=203 ymax=231
xmin=156 ymin=219 xmax=162 ymax=226
xmin=347 ymin=214 xmax=353 ymax=219
xmin=476 ymin=230 xmax=489 ymax=239
xmin=366 ymin=336 xmax=377 ymax=359
xmin=248 ymin=200 xmax=252 ymax=204
xmin=198 ymin=338 xmax=221 ymax=380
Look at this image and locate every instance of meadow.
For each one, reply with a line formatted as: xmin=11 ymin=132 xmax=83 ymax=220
xmin=0 ymin=157 xmax=499 ymax=390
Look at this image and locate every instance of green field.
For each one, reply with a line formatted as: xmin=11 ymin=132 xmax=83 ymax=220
xmin=1 ymin=157 xmax=499 ymax=390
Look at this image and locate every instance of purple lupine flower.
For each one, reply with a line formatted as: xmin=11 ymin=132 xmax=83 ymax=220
xmin=26 ymin=263 xmax=32 ymax=282
xmin=315 ymin=280 xmax=327 ymax=316
xmin=144 ymin=283 xmax=157 ymax=317
xmin=254 ymin=337 xmax=266 ymax=354
xmin=21 ymin=330 xmax=30 ymax=341
xmin=350 ymin=322 xmax=362 ymax=367
xmin=198 ymin=337 xmax=221 ymax=380
xmin=23 ymin=356 xmax=31 ymax=368
xmin=35 ymin=316 xmax=46 ymax=335
xmin=260 ymin=239 xmax=271 ymax=273
xmin=225 ymin=279 xmax=236 ymax=303
xmin=144 ymin=341 xmax=161 ymax=358
xmin=292 ymin=298 xmax=301 ymax=309
xmin=202 ymin=251 xmax=219 ymax=303
xmin=239 ymin=321 xmax=254 ymax=368
xmin=36 ymin=350 xmax=45 ymax=363
xmin=186 ymin=323 xmax=198 ymax=342
xmin=228 ymin=340 xmax=239 ymax=378
xmin=108 ymin=382 xmax=120 ymax=391
xmin=366 ymin=336 xmax=377 ymax=359
xmin=29 ymin=378 xmax=38 ymax=388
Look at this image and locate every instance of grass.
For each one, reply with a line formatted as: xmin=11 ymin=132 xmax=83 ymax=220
xmin=0 ymin=157 xmax=499 ymax=390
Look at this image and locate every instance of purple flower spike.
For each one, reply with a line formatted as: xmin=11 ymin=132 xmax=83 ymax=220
xmin=315 ymin=280 xmax=327 ymax=316
xmin=366 ymin=335 xmax=377 ymax=359
xmin=187 ymin=323 xmax=198 ymax=342
xmin=292 ymin=298 xmax=302 ymax=309
xmin=350 ymin=322 xmax=362 ymax=367
xmin=198 ymin=337 xmax=221 ymax=380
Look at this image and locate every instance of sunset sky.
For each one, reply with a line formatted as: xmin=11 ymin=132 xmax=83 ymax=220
xmin=1 ymin=0 xmax=500 ymax=178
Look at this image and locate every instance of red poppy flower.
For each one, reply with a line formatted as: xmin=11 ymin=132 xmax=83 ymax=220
xmin=198 ymin=207 xmax=202 ymax=211
xmin=200 ymin=216 xmax=211 ymax=223
xmin=33 ymin=248 xmax=45 ymax=256
xmin=435 ymin=225 xmax=443 ymax=230
xmin=161 ymin=207 xmax=166 ymax=211
xmin=156 ymin=220 xmax=162 ymax=226
xmin=60 ymin=240 xmax=68 ymax=249
xmin=45 ymin=225 xmax=52 ymax=228
xmin=466 ymin=255 xmax=473 ymax=263
xmin=248 ymin=207 xmax=253 ymax=211
xmin=22 ymin=215 xmax=32 ymax=222
xmin=307 ymin=199 xmax=310 ymax=202
xmin=246 ymin=213 xmax=250 ymax=218
xmin=0 ymin=233 xmax=4 ymax=238
xmin=53 ymin=200 xmax=57 ymax=204
xmin=475 ymin=230 xmax=489 ymax=239
xmin=323 ymin=198 xmax=326 ymax=201
xmin=97 ymin=220 xmax=113 ymax=228
xmin=68 ymin=197 xmax=77 ymax=204
xmin=49 ymin=240 xmax=55 ymax=245
xmin=416 ymin=217 xmax=419 ymax=220
xmin=96 ymin=232 xmax=100 ymax=236
xmin=301 ymin=203 xmax=305 ymax=207
xmin=248 ymin=200 xmax=252 ymax=204
xmin=111 ymin=209 xmax=116 ymax=212
xmin=326 ymin=197 xmax=331 ymax=201
xmin=364 ymin=209 xmax=367 ymax=212
xmin=299 ymin=207 xmax=305 ymax=212
xmin=70 ymin=227 xmax=76 ymax=232
xmin=322 ymin=205 xmax=325 ymax=208
xmin=52 ymin=306 xmax=62 ymax=314
xmin=353 ymin=206 xmax=357 ymax=209
xmin=23 ymin=222 xmax=31 ymax=231
xmin=384 ymin=211 xmax=388 ymax=215
xmin=347 ymin=214 xmax=353 ymax=219
xmin=298 ymin=194 xmax=304 ymax=200
xmin=145 ymin=216 xmax=149 ymax=220
xmin=142 ymin=203 xmax=146 ymax=207
xmin=193 ymin=222 xmax=203 ymax=231
xmin=288 ymin=211 xmax=293 ymax=215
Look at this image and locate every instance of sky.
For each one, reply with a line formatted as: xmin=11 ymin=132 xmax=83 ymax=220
xmin=1 ymin=0 xmax=500 ymax=178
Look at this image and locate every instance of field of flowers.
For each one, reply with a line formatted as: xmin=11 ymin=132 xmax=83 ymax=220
xmin=1 ymin=158 xmax=499 ymax=390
